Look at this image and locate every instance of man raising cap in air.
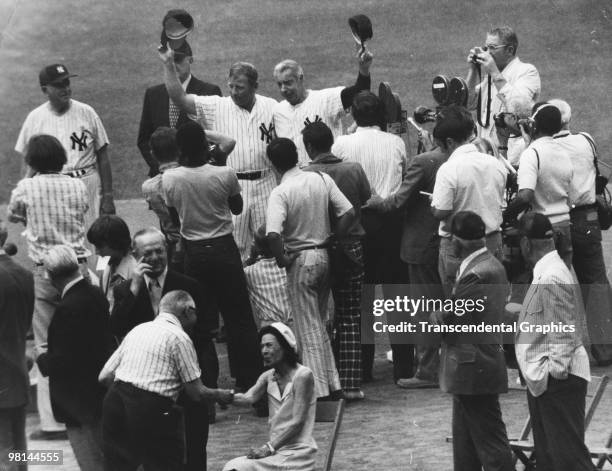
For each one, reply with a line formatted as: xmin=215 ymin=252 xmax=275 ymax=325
xmin=273 ymin=46 xmax=374 ymax=165
xmin=15 ymin=63 xmax=115 ymax=237
xmin=138 ymin=41 xmax=221 ymax=177
xmin=159 ymin=48 xmax=278 ymax=261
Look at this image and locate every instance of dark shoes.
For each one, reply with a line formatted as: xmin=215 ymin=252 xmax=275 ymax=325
xmin=29 ymin=430 xmax=68 ymax=441
xmin=396 ymin=377 xmax=439 ymax=389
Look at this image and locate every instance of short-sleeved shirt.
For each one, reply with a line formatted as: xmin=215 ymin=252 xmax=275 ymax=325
xmin=142 ymin=162 xmax=181 ymax=243
xmin=517 ymin=136 xmax=573 ymax=224
xmin=332 ymin=126 xmax=406 ymax=198
xmin=244 ymin=257 xmax=292 ymax=324
xmin=101 ymin=313 xmax=201 ymax=401
xmin=191 ymin=94 xmax=277 ymax=172
xmin=273 ymin=87 xmax=345 ymax=165
xmin=432 ymin=143 xmax=507 ymax=237
xmin=266 ymin=167 xmax=352 ymax=252
xmin=15 ymin=99 xmax=109 ymax=172
xmin=162 ymin=164 xmax=241 ymax=240
xmin=7 ymin=174 xmax=90 ymax=263
xmin=553 ymin=131 xmax=596 ymax=208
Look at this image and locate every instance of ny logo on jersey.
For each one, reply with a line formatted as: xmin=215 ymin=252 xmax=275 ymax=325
xmin=70 ymin=131 xmax=89 ymax=151
xmin=303 ymin=115 xmax=322 ymax=128
xmin=259 ymin=122 xmax=276 ymax=143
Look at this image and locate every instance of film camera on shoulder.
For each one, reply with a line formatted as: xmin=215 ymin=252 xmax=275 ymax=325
xmin=413 ymin=75 xmax=470 ymax=124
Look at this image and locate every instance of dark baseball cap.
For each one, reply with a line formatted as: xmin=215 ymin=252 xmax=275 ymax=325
xmin=450 ymin=211 xmax=485 ymax=240
xmin=39 ymin=64 xmax=77 ymax=86
xmin=518 ymin=212 xmax=554 ymax=239
xmin=162 ymin=9 xmax=194 ymax=40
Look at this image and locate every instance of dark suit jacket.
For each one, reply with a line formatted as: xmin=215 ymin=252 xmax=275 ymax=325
xmin=110 ymin=270 xmax=212 ymax=352
xmin=373 ymin=148 xmax=448 ymax=265
xmin=137 ymin=76 xmax=222 ymax=176
xmin=37 ymin=279 xmax=112 ymax=425
xmin=439 ymin=250 xmax=509 ymax=395
xmin=0 ymin=254 xmax=34 ymax=409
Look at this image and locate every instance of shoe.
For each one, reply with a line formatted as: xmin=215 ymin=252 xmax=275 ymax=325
xmin=29 ymin=430 xmax=68 ymax=441
xmin=396 ymin=377 xmax=439 ymax=389
xmin=343 ymin=390 xmax=365 ymax=401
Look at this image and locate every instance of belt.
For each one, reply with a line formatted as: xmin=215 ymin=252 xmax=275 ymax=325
xmin=287 ymin=243 xmax=329 ymax=254
xmin=36 ymin=257 xmax=88 ymax=267
xmin=570 ymin=203 xmax=598 ymax=213
xmin=236 ymin=170 xmax=265 ymax=180
xmin=63 ymin=164 xmax=96 ymax=178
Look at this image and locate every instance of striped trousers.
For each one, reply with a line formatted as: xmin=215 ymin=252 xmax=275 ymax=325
xmin=232 ymin=173 xmax=276 ymax=261
xmin=330 ymin=241 xmax=364 ymax=392
xmin=287 ymin=249 xmax=341 ymax=398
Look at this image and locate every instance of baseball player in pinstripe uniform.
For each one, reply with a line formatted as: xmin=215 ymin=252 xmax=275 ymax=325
xmin=272 ymin=47 xmax=373 ymax=165
xmin=159 ymin=49 xmax=277 ymax=260
xmin=15 ymin=64 xmax=115 ymax=238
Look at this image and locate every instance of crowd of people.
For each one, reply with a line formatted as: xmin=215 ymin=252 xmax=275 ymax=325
xmin=1 ymin=17 xmax=611 ymax=471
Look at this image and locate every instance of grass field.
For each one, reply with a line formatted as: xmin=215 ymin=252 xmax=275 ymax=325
xmin=1 ymin=0 xmax=611 ymax=203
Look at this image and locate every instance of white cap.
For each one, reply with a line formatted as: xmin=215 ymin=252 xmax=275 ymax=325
xmin=269 ymin=322 xmax=298 ymax=353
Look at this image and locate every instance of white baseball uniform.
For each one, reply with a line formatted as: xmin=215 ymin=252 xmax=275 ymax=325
xmin=273 ymin=87 xmax=346 ymax=165
xmin=191 ymin=93 xmax=277 ymax=259
xmin=15 ymin=99 xmax=110 ymax=235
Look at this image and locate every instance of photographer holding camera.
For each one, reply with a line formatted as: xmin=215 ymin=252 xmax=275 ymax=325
xmin=494 ymin=94 xmax=534 ymax=167
xmin=466 ymin=26 xmax=540 ymax=152
xmin=503 ymin=103 xmax=576 ymax=267
xmin=549 ymin=98 xmax=612 ymax=366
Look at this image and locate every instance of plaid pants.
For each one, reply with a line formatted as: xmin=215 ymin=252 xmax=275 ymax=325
xmin=330 ymin=240 xmax=364 ymax=392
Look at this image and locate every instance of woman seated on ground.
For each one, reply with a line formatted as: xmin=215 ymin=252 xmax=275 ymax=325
xmin=223 ymin=322 xmax=317 ymax=471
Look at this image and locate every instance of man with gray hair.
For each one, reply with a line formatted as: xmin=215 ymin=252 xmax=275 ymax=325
xmin=36 ymin=245 xmax=112 ymax=471
xmin=466 ymin=26 xmax=540 ymax=150
xmin=160 ymin=49 xmax=278 ymax=261
xmin=272 ymin=46 xmax=373 ymax=164
xmin=100 ymin=290 xmax=233 ymax=470
xmin=548 ymin=98 xmax=612 ymax=366
xmin=495 ymin=93 xmax=534 ymax=166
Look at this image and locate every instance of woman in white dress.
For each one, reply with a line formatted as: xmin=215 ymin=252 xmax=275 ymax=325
xmin=223 ymin=322 xmax=317 ymax=471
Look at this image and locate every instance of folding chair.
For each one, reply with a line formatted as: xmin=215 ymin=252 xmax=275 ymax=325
xmin=315 ymin=399 xmax=345 ymax=471
xmin=510 ymin=374 xmax=609 ymax=469
xmin=590 ymin=429 xmax=612 ymax=469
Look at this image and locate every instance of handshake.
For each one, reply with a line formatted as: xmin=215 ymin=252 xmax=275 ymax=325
xmin=215 ymin=388 xmax=235 ymax=405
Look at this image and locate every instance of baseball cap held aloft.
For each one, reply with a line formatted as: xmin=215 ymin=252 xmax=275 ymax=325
xmin=39 ymin=64 xmax=77 ymax=87
xmin=161 ymin=9 xmax=194 ymax=48
xmin=518 ymin=212 xmax=554 ymax=239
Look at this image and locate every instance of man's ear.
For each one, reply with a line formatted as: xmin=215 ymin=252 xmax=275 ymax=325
xmin=41 ymin=85 xmax=48 ymax=95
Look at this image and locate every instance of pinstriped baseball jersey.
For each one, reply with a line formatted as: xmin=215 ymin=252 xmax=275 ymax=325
xmin=273 ymin=87 xmax=346 ymax=164
xmin=332 ymin=126 xmax=407 ymax=199
xmin=191 ymin=94 xmax=277 ymax=172
xmin=15 ymin=100 xmax=109 ymax=172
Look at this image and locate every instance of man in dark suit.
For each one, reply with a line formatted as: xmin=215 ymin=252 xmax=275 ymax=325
xmin=111 ymin=227 xmax=217 ymax=471
xmin=137 ymin=40 xmax=221 ymax=177
xmin=365 ymin=144 xmax=448 ymax=388
xmin=430 ymin=212 xmax=514 ymax=471
xmin=36 ymin=245 xmax=112 ymax=471
xmin=0 ymin=222 xmax=34 ymax=471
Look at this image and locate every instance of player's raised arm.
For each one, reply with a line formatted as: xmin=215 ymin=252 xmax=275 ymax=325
xmin=158 ymin=46 xmax=196 ymax=116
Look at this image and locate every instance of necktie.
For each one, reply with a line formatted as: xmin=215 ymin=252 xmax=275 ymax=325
xmin=149 ymin=278 xmax=162 ymax=316
xmin=169 ymin=99 xmax=180 ymax=128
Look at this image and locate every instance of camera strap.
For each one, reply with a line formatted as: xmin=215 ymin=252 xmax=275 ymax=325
xmin=579 ymin=132 xmax=602 ymax=176
xmin=476 ymin=72 xmax=492 ymax=129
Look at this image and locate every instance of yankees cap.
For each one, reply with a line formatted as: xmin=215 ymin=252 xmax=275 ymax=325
xmin=39 ymin=64 xmax=77 ymax=86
